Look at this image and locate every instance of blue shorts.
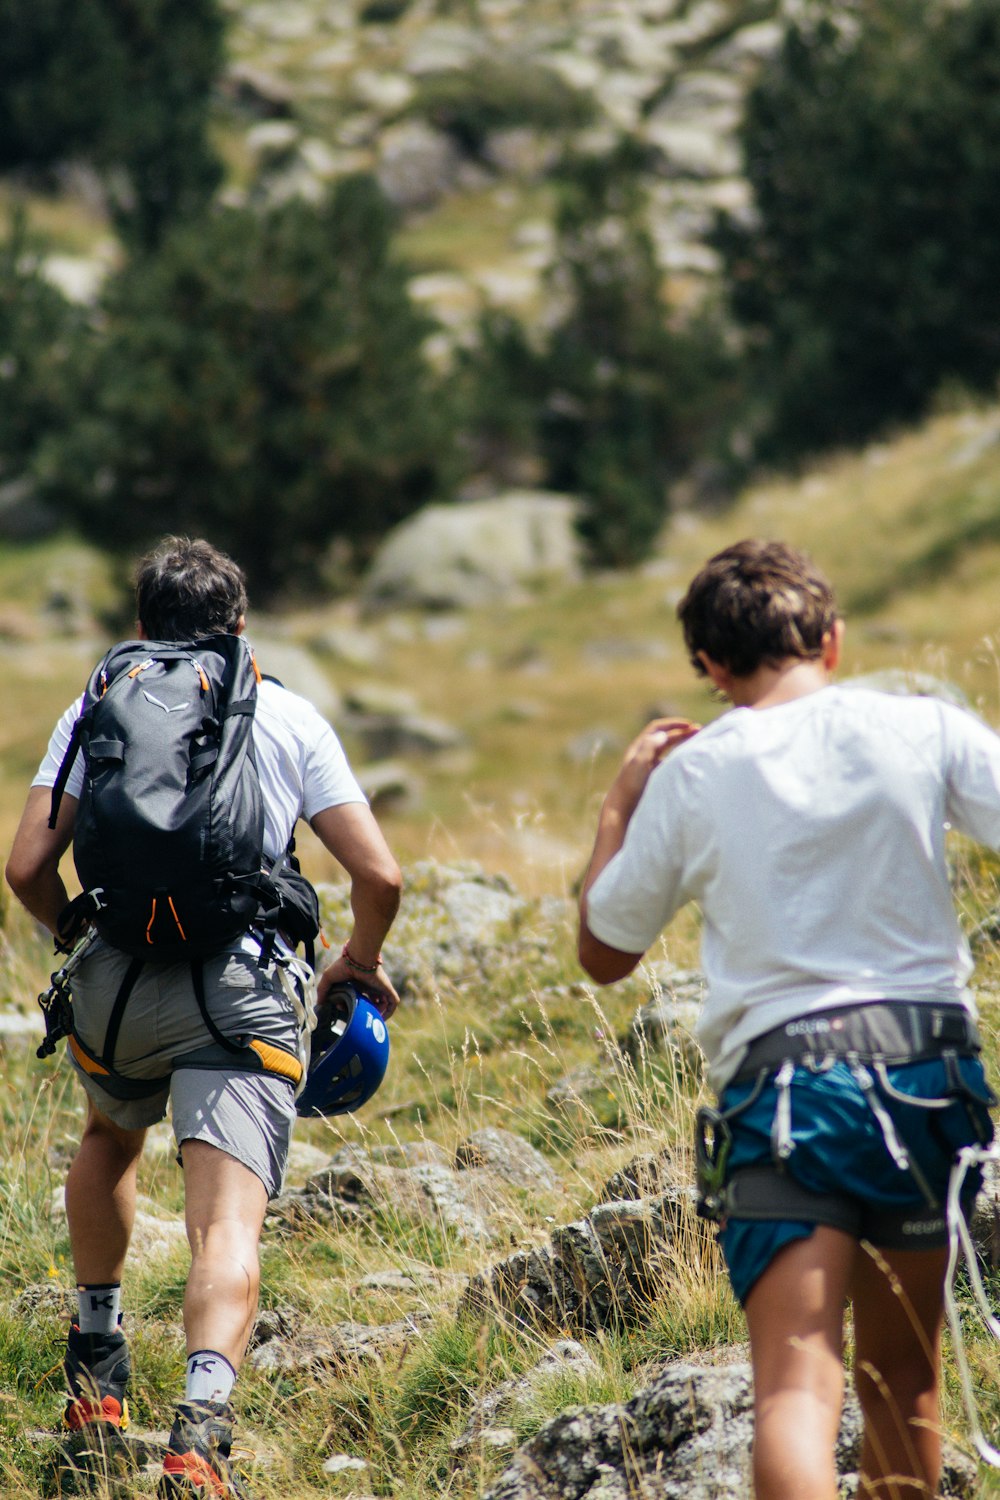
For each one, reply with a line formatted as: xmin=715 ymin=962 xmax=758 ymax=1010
xmin=716 ymin=1056 xmax=995 ymax=1305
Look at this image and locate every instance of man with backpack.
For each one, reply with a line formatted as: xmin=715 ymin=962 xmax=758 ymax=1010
xmin=6 ymin=536 xmax=402 ymax=1498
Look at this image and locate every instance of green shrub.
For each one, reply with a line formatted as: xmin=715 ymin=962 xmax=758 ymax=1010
xmin=411 ymin=58 xmax=594 ymax=154
xmin=0 ymin=0 xmax=224 ymax=249
xmin=0 ymin=217 xmax=88 ymax=495
xmin=360 ymin=0 xmax=411 ymax=20
xmin=718 ymin=0 xmax=1000 ymax=460
xmin=39 ymin=176 xmax=460 ymax=602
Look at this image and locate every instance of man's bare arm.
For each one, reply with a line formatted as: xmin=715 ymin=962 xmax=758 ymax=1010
xmin=309 ymin=802 xmax=403 ymax=1017
xmin=6 ymin=785 xmax=78 ymax=936
xmin=578 ymin=718 xmax=700 ymax=984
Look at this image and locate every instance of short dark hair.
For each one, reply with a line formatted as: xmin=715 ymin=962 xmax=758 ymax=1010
xmin=677 ymin=539 xmax=838 ymax=679
xmin=134 ymin=536 xmax=248 ymax=640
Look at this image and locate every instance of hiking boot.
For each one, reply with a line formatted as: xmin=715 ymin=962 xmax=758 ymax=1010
xmin=63 ymin=1323 xmax=131 ymax=1433
xmin=158 ymin=1401 xmax=253 ymax=1498
xmin=57 ymin=1324 xmax=134 ymax=1493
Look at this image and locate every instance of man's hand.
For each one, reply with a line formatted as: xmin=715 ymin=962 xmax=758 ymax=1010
xmin=607 ymin=717 xmax=701 ymax=817
xmin=317 ymin=951 xmax=400 ymax=1020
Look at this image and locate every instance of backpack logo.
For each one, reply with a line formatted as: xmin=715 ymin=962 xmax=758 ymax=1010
xmin=142 ymin=690 xmax=190 ymax=713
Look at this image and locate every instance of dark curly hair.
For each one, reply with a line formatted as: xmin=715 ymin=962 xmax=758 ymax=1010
xmin=678 ymin=539 xmax=838 ymax=679
xmin=135 ymin=536 xmax=248 ymax=641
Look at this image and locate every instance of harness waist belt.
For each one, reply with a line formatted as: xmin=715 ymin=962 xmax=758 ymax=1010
xmin=733 ymin=1000 xmax=979 ymax=1083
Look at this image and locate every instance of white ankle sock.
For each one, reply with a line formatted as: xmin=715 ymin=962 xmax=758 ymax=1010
xmin=77 ymin=1283 xmax=122 ymax=1336
xmin=184 ymin=1350 xmax=237 ymax=1404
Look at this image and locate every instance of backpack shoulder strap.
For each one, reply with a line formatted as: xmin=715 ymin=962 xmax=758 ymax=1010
xmin=48 ymin=715 xmax=86 ymax=830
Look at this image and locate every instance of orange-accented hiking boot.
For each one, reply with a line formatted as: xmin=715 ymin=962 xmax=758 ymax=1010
xmin=158 ymin=1401 xmax=253 ymax=1498
xmin=63 ymin=1322 xmax=131 ymax=1432
xmin=58 ymin=1323 xmax=134 ymax=1492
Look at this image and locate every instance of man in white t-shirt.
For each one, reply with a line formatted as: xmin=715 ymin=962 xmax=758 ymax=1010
xmin=6 ymin=536 xmax=402 ymax=1498
xmin=578 ymin=540 xmax=999 ymax=1500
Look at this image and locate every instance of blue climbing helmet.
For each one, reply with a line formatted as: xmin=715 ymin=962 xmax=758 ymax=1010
xmin=296 ymin=981 xmax=390 ymax=1118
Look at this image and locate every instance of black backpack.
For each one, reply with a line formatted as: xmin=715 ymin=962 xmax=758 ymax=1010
xmin=49 ymin=633 xmax=313 ymax=961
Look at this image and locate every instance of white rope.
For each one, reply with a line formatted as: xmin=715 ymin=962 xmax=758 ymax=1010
xmin=944 ymin=1144 xmax=1000 ymax=1466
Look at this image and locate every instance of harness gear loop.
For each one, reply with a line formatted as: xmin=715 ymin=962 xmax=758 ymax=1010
xmin=771 ymin=1058 xmax=796 ymax=1162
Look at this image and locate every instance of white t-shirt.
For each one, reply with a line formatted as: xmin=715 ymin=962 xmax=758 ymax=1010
xmin=34 ymin=677 xmax=366 ymax=862
xmin=585 ymin=687 xmax=1000 ymax=1090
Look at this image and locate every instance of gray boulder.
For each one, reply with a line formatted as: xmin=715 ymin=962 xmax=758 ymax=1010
xmin=376 ymin=121 xmax=462 ymax=209
xmin=354 ymin=759 xmax=423 ymax=814
xmin=249 ymin=1313 xmax=431 ymax=1376
xmin=361 ymin=492 xmax=582 ymax=612
xmin=453 ymin=1340 xmax=600 ymax=1456
xmin=462 ymin=1187 xmax=705 ymax=1335
xmin=268 ymin=1147 xmax=516 ymax=1244
xmin=482 ymin=1359 xmax=976 ymax=1499
xmin=246 ymin=634 xmax=341 ymax=720
xmin=318 ymin=860 xmax=535 ymax=998
xmin=456 ymin=1127 xmax=561 ymax=1193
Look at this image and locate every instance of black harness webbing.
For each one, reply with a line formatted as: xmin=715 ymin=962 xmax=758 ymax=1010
xmin=101 ymin=958 xmax=146 ymax=1066
xmin=190 ymin=959 xmax=245 ymax=1056
xmin=67 ymin=956 xmax=302 ymax=1100
xmin=695 ymin=1001 xmax=992 ymax=1227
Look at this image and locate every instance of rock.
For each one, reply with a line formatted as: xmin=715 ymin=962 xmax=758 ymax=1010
xmin=285 ymin=1139 xmax=333 ymax=1182
xmin=623 ymin=989 xmax=703 ymax=1074
xmin=456 ymin=1127 xmax=561 ymax=1192
xmin=361 ymin=492 xmax=582 ymax=612
xmin=343 ymin=682 xmax=420 ymax=716
xmin=349 ymin=710 xmax=466 ymax=759
xmin=350 ymin=68 xmax=415 ymax=113
xmin=481 ymin=128 xmax=560 ymax=178
xmin=245 ymin=120 xmax=300 ymax=162
xmin=453 ymin=1339 xmax=600 ymax=1454
xmin=643 ymin=117 xmax=741 ymax=178
xmin=49 ymin=1190 xmax=186 ymax=1259
xmin=41 ymin=255 xmax=107 ymax=304
xmin=546 ymin=1064 xmax=624 ymax=1128
xmin=354 ymin=759 xmax=423 ymax=814
xmin=318 ymin=860 xmax=538 ymax=998
xmin=0 ymin=1006 xmax=42 ymax=1035
xmin=596 ymin=1149 xmax=674 ymax=1206
xmin=222 ymin=62 xmax=296 ymax=117
xmin=323 ymin=1454 xmax=369 ymax=1474
xmin=310 ymin=624 xmax=384 ymax=669
xmin=403 ymin=22 xmax=484 ymax=74
xmin=13 ymin=1284 xmax=76 ymax=1322
xmin=438 ymin=879 xmax=523 ymax=947
xmin=247 ymin=635 xmax=341 ymax=720
xmin=249 ymin=1314 xmax=431 ymax=1375
xmin=270 ymin=1149 xmax=514 ymax=1244
xmin=376 ymin=121 xmax=462 ymax=209
xmin=462 ymin=1188 xmax=704 ymax=1335
xmin=482 ymin=1359 xmax=976 ymax=1499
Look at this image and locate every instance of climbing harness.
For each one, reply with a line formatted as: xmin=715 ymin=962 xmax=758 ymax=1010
xmin=944 ymin=1142 xmax=1000 ymax=1467
xmin=694 ymin=1001 xmax=989 ymax=1231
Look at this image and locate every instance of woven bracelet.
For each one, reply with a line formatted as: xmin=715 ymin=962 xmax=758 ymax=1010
xmin=342 ymin=943 xmax=382 ymax=973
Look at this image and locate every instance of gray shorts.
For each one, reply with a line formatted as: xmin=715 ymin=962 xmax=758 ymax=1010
xmin=69 ymin=939 xmax=301 ymax=1200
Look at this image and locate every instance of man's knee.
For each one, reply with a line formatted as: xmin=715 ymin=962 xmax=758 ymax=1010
xmin=79 ymin=1100 xmax=146 ymax=1160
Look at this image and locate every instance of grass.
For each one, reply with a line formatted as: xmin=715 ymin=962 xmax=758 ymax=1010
xmin=5 ymin=401 xmax=1000 ymax=1492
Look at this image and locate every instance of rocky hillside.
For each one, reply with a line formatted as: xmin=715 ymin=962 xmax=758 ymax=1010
xmin=43 ymin=0 xmax=788 ymax=320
